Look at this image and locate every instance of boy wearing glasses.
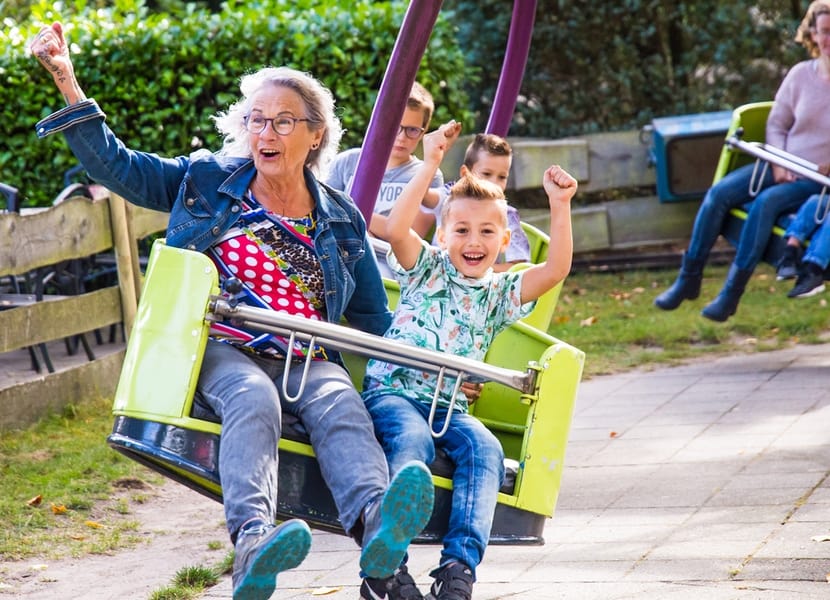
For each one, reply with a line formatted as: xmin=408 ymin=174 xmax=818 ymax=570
xmin=326 ymin=82 xmax=444 ymax=239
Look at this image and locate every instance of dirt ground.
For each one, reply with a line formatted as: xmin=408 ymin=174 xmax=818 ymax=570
xmin=0 ymin=481 xmax=230 ymax=599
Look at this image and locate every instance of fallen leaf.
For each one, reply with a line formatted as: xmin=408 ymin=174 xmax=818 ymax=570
xmin=609 ymin=431 xmax=618 ymax=438
xmin=85 ymin=520 xmax=104 ymax=529
xmin=311 ymin=586 xmax=342 ymax=596
xmin=580 ymin=315 xmax=598 ymax=327
xmin=552 ymin=315 xmax=571 ymax=325
xmin=632 ymin=287 xmax=645 ymax=294
xmin=50 ymin=503 xmax=67 ymax=515
xmin=27 ymin=495 xmax=43 ymax=507
xmin=811 ymin=534 xmax=830 ymax=542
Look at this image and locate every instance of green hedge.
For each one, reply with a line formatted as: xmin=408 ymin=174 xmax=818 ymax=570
xmin=446 ymin=0 xmax=808 ymax=138
xmin=1 ymin=0 xmax=472 ymax=207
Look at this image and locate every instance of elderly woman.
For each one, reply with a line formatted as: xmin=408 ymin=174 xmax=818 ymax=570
xmin=654 ymin=0 xmax=830 ymax=321
xmin=30 ymin=22 xmax=432 ymax=600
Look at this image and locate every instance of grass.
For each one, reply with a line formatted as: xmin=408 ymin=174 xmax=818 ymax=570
xmin=551 ymin=262 xmax=830 ymax=378
xmin=1 ymin=260 xmax=829 ymax=593
xmin=0 ymin=397 xmax=161 ymax=562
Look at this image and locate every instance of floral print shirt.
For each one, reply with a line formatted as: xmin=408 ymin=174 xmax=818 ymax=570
xmin=362 ymin=241 xmax=534 ymax=412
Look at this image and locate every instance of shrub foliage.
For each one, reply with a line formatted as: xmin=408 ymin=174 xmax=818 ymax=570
xmin=3 ymin=0 xmax=813 ymax=206
xmin=445 ymin=0 xmax=809 ymax=137
xmin=1 ymin=0 xmax=471 ymax=206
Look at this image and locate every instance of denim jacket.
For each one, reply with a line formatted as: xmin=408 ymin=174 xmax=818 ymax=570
xmin=35 ymin=99 xmax=392 ymax=336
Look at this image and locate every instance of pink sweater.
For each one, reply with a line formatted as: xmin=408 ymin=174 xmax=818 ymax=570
xmin=766 ymin=59 xmax=830 ymax=165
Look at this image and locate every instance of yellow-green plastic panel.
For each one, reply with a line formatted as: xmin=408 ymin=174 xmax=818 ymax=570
xmin=112 ymin=240 xmax=219 ymax=425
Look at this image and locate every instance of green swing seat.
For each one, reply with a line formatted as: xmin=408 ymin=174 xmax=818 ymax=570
xmin=108 ymin=240 xmax=584 ymax=544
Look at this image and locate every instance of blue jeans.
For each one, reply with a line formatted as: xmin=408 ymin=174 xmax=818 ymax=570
xmin=687 ymin=163 xmax=821 ymax=270
xmin=785 ymin=193 xmax=830 ymax=270
xmin=364 ymin=394 xmax=505 ymax=578
xmin=197 ymin=340 xmax=390 ymax=541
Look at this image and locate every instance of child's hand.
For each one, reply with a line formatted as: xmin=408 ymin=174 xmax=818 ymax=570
xmin=422 ymin=120 xmax=462 ymax=164
xmin=543 ymin=165 xmax=577 ymax=204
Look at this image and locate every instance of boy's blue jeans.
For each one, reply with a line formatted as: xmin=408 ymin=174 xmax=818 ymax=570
xmin=785 ymin=194 xmax=830 ymax=270
xmin=364 ymin=393 xmax=505 ymax=578
xmin=197 ymin=340 xmax=389 ymax=542
xmin=687 ymin=163 xmax=821 ymax=270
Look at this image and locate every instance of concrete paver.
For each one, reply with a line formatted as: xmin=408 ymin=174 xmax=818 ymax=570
xmin=198 ymin=344 xmax=830 ymax=599
xmin=5 ymin=341 xmax=829 ymax=598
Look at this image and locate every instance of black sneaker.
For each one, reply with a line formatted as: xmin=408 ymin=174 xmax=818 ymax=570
xmin=360 ymin=564 xmax=424 ymax=600
xmin=776 ymin=244 xmax=802 ymax=281
xmin=425 ymin=562 xmax=473 ymax=600
xmin=788 ymin=261 xmax=826 ymax=298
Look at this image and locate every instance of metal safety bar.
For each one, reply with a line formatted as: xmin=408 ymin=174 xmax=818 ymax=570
xmin=208 ymin=298 xmax=538 ymax=396
xmin=726 ymin=132 xmax=830 ymax=222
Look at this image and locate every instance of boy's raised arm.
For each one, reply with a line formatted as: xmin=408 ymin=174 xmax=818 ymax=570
xmin=384 ymin=120 xmax=461 ymax=270
xmin=519 ymin=165 xmax=577 ymax=303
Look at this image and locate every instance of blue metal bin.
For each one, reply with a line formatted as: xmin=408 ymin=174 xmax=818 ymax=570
xmin=649 ymin=110 xmax=733 ymax=203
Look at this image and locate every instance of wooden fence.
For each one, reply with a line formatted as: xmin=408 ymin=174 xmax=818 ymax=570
xmin=0 ymin=193 xmax=167 ymax=431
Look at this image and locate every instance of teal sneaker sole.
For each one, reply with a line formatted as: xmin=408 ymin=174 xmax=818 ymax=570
xmin=360 ymin=460 xmax=434 ymax=578
xmin=234 ymin=519 xmax=312 ymax=600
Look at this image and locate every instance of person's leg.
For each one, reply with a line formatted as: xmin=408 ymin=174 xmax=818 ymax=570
xmin=655 ymin=164 xmax=763 ymax=310
xmin=281 ymin=362 xmax=433 ymax=580
xmin=280 ymin=359 xmax=390 ymax=532
xmin=197 ymin=340 xmax=282 ymax=539
xmin=789 ymin=205 xmax=830 ymax=298
xmin=196 ymin=341 xmax=311 ymax=599
xmin=703 ymin=180 xmax=821 ymax=321
xmin=701 ymin=179 xmax=819 ymax=322
xmin=359 ymin=394 xmax=435 ymax=598
xmin=365 ymin=392 xmax=436 ymax=475
xmin=731 ymin=180 xmax=821 ymax=272
xmin=431 ymin=412 xmax=504 ymax=580
xmin=777 ymin=195 xmax=822 ymax=280
xmin=784 ymin=194 xmax=823 ymax=244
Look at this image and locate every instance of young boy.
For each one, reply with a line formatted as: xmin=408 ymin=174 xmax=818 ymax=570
xmin=431 ymin=133 xmax=532 ymax=271
xmin=359 ymin=121 xmax=576 ymax=600
xmin=326 ymin=81 xmax=444 ymax=239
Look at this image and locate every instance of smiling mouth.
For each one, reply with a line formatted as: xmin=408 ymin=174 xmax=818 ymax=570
xmin=462 ymin=252 xmax=485 ymax=264
xmin=259 ymin=149 xmax=280 ymax=158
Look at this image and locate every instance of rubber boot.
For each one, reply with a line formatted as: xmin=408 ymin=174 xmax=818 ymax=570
xmin=654 ymin=252 xmax=705 ymax=310
xmin=701 ymin=264 xmax=753 ymax=322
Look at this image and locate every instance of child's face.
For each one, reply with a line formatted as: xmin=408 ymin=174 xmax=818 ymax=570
xmin=436 ymin=197 xmax=511 ymax=278
xmin=389 ymin=107 xmax=427 ymax=166
xmin=462 ymin=152 xmax=511 ymax=191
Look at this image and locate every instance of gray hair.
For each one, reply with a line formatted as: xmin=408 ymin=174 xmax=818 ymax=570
xmin=213 ymin=66 xmax=342 ymax=177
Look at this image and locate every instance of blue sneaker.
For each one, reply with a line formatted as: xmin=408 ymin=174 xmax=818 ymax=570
xmin=360 ymin=461 xmax=434 ymax=578
xmin=232 ymin=519 xmax=312 ymax=600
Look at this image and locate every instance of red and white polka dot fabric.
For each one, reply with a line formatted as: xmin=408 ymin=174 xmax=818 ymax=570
xmin=214 ymin=234 xmax=320 ymax=321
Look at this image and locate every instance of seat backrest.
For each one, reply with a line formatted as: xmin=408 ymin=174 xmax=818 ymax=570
xmin=112 ymin=240 xmax=218 ymax=421
xmin=712 ymin=101 xmax=774 ymax=184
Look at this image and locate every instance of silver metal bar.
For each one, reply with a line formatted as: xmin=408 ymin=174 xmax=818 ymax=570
xmin=725 ymin=136 xmax=830 ymax=188
xmin=209 ymin=298 xmax=536 ymax=394
xmin=280 ymin=330 xmax=315 ymax=403
xmin=748 ymin=159 xmax=769 ymax=198
xmin=427 ymin=367 xmax=463 ymax=438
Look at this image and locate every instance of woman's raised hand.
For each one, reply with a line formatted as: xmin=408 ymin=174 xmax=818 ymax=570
xmin=29 ymin=22 xmax=85 ymax=105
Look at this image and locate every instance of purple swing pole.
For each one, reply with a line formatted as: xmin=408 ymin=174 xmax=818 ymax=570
xmin=349 ymin=0 xmax=444 ymax=226
xmin=486 ymin=0 xmax=537 ymax=137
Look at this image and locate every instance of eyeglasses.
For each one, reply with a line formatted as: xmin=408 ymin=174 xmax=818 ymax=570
xmin=243 ymin=113 xmax=314 ymax=136
xmin=813 ymin=28 xmax=830 ymax=38
xmin=397 ymin=125 xmax=425 ymax=140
